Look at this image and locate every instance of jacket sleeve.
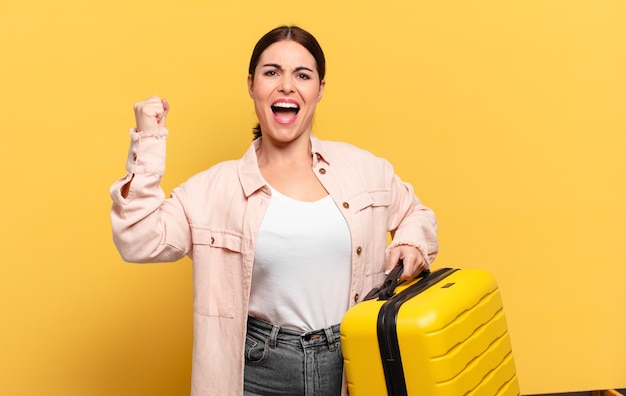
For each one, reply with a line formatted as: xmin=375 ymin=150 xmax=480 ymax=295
xmin=385 ymin=159 xmax=439 ymax=265
xmin=109 ymin=127 xmax=192 ymax=263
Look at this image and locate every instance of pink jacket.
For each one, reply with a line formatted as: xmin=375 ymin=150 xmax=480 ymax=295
xmin=110 ymin=127 xmax=438 ymax=395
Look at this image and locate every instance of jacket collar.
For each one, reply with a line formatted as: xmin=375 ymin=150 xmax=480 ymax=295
xmin=310 ymin=134 xmax=330 ymax=167
xmin=237 ymin=134 xmax=331 ymax=198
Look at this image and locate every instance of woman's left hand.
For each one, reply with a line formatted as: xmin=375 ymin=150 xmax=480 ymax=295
xmin=385 ymin=245 xmax=427 ymax=280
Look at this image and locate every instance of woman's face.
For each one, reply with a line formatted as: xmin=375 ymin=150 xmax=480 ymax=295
xmin=248 ymin=40 xmax=325 ymax=145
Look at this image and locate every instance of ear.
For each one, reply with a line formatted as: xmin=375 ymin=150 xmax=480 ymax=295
xmin=247 ymin=74 xmax=254 ymax=97
xmin=317 ymin=80 xmax=326 ymax=102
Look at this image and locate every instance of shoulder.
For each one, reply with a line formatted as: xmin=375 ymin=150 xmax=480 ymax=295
xmin=317 ymin=138 xmax=391 ymax=168
xmin=184 ymin=159 xmax=239 ymax=187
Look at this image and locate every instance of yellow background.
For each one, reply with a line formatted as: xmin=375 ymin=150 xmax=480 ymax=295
xmin=1 ymin=1 xmax=624 ymax=395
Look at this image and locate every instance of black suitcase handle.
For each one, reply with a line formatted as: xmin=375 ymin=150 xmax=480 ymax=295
xmin=363 ymin=261 xmax=431 ymax=301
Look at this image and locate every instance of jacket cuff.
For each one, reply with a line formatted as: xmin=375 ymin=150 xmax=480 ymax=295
xmin=385 ymin=242 xmax=433 ymax=267
xmin=126 ymin=127 xmax=168 ymax=175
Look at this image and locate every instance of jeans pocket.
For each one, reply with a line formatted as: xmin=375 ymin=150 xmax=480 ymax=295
xmin=244 ymin=335 xmax=269 ymax=365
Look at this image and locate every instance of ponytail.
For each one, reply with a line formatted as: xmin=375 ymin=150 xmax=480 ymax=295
xmin=252 ymin=123 xmax=262 ymax=140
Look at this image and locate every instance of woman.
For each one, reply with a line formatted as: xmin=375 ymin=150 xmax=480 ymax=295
xmin=110 ymin=25 xmax=438 ymax=396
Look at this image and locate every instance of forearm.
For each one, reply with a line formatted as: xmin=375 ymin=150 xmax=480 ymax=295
xmin=387 ymin=173 xmax=439 ymax=265
xmin=110 ymin=127 xmax=190 ymax=263
xmin=389 ymin=200 xmax=438 ymax=265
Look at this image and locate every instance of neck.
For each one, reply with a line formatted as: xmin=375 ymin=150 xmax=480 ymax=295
xmin=256 ymin=134 xmax=312 ymax=168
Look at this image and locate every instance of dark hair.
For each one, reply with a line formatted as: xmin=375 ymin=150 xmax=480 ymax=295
xmin=249 ymin=25 xmax=326 ymax=139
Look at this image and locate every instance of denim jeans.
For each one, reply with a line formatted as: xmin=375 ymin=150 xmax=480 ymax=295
xmin=244 ymin=316 xmax=344 ymax=396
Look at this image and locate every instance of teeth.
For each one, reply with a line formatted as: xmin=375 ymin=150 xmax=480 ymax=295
xmin=272 ymin=102 xmax=299 ymax=109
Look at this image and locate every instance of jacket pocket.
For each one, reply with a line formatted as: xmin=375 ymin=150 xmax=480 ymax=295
xmin=349 ymin=190 xmax=391 ymax=212
xmin=345 ymin=190 xmax=392 ymax=276
xmin=190 ymin=226 xmax=244 ymax=318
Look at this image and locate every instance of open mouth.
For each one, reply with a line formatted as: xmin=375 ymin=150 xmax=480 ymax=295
xmin=271 ymin=100 xmax=300 ymax=123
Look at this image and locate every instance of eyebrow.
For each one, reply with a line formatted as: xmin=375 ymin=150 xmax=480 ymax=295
xmin=261 ymin=63 xmax=315 ymax=73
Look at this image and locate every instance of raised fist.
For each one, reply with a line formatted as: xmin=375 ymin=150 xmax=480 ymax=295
xmin=133 ymin=96 xmax=170 ymax=132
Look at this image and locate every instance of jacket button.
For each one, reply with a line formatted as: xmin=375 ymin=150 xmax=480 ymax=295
xmin=353 ymin=293 xmax=360 ymax=303
xmin=318 ymin=168 xmax=326 ymax=175
xmin=210 ymin=237 xmax=215 ymax=244
xmin=356 ymin=246 xmax=362 ymax=255
xmin=132 ymin=152 xmax=137 ymax=162
xmin=343 ymin=202 xmax=349 ymax=209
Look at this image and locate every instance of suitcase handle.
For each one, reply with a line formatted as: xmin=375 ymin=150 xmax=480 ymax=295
xmin=363 ymin=261 xmax=431 ymax=301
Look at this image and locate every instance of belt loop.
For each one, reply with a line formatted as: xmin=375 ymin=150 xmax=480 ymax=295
xmin=269 ymin=324 xmax=280 ymax=348
xmin=324 ymin=326 xmax=337 ymax=351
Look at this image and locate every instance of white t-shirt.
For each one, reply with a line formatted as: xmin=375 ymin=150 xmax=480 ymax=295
xmin=248 ymin=186 xmax=352 ymax=331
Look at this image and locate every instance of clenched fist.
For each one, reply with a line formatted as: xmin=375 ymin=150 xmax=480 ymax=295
xmin=133 ymin=96 xmax=170 ymax=132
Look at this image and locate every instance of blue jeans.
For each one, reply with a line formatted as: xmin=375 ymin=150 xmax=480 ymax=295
xmin=244 ymin=316 xmax=344 ymax=396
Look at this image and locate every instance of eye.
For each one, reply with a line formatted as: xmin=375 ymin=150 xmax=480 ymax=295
xmin=263 ymin=70 xmax=279 ymax=77
xmin=296 ymin=72 xmax=311 ymax=80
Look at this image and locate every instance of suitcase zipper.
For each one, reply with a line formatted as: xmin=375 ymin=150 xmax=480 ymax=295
xmin=376 ymin=267 xmax=459 ymax=396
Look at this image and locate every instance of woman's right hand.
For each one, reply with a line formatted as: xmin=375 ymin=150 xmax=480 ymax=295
xmin=133 ymin=96 xmax=170 ymax=132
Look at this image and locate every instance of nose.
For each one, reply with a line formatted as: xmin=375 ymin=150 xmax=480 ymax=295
xmin=278 ymin=74 xmax=294 ymax=93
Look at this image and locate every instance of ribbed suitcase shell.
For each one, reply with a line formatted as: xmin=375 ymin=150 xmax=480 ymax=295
xmin=340 ymin=268 xmax=520 ymax=396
